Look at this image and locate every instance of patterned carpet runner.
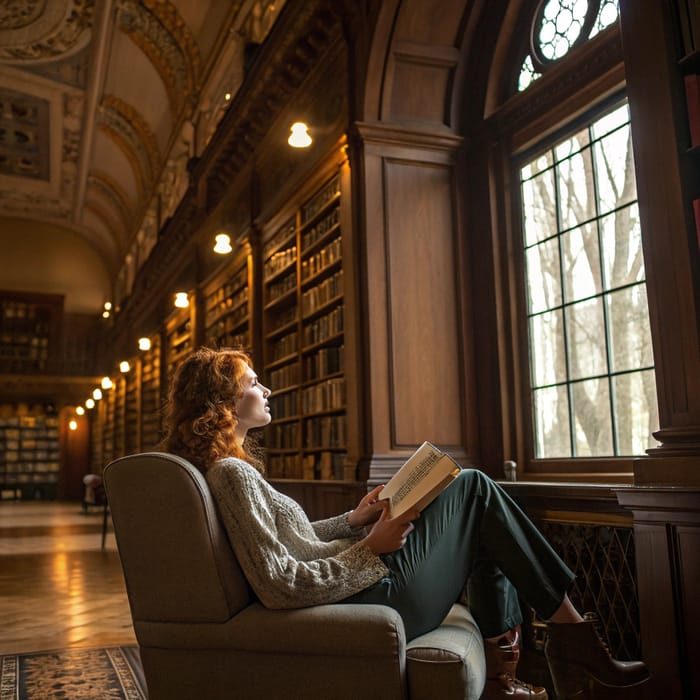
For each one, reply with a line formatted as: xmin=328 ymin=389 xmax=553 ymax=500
xmin=0 ymin=646 xmax=146 ymax=699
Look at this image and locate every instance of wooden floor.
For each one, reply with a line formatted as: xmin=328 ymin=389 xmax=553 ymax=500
xmin=0 ymin=500 xmax=136 ymax=655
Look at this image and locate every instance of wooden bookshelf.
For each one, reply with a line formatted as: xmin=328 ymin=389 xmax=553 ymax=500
xmin=0 ymin=291 xmax=63 ymax=374
xmin=262 ymin=173 xmax=350 ymax=481
xmin=164 ymin=301 xmax=195 ymax=385
xmin=123 ymin=360 xmax=140 ymax=456
xmin=0 ymin=405 xmax=60 ymax=500
xmin=203 ymin=242 xmax=253 ymax=352
xmin=140 ymin=334 xmax=162 ymax=450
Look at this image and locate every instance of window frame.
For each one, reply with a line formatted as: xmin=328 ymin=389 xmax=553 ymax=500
xmin=489 ymin=18 xmax=646 ymax=483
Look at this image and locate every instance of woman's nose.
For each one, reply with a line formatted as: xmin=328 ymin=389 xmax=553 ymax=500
xmin=262 ymin=385 xmax=271 ymax=398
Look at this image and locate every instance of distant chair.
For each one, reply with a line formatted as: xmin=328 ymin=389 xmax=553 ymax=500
xmin=104 ymin=452 xmax=486 ymax=700
xmin=82 ymin=474 xmax=109 ymax=550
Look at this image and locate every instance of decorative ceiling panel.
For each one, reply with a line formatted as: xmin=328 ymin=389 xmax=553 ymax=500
xmin=0 ymin=88 xmax=49 ymax=180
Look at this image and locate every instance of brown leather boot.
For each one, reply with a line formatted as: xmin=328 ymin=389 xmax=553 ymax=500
xmin=544 ymin=614 xmax=649 ymax=699
xmin=483 ymin=626 xmax=548 ymax=699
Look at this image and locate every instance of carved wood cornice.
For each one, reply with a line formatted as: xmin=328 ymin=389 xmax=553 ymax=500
xmin=193 ymin=0 xmax=342 ymax=210
xmin=353 ymin=121 xmax=464 ymax=154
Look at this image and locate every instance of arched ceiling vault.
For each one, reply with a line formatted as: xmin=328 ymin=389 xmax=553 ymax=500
xmin=0 ymin=0 xmax=284 ymax=312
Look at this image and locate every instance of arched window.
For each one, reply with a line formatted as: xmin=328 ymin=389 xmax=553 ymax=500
xmin=518 ymin=0 xmax=620 ymax=92
xmin=485 ymin=0 xmax=659 ymax=478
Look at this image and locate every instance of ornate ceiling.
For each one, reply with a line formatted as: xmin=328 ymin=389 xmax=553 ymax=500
xmin=0 ymin=0 xmax=283 ymax=312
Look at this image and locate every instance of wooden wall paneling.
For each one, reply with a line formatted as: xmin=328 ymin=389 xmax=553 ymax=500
xmin=355 ymin=124 xmax=467 ymax=484
xmin=617 ymin=487 xmax=700 ymax=700
xmin=384 ymin=157 xmax=462 ymax=446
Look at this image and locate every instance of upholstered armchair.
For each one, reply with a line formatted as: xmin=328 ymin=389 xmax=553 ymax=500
xmin=104 ymin=452 xmax=486 ymax=700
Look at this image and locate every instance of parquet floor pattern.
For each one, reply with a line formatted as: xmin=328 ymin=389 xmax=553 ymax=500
xmin=0 ymin=501 xmax=136 ymax=654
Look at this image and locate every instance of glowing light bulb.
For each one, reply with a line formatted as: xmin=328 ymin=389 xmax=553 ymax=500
xmin=138 ymin=337 xmax=151 ymax=351
xmin=76 ymin=406 xmax=85 ymax=416
xmin=213 ymin=233 xmax=232 ymax=254
xmin=101 ymin=376 xmax=113 ymax=390
xmin=85 ymin=398 xmax=95 ymax=409
xmin=68 ymin=420 xmax=78 ymax=431
xmin=288 ymin=122 xmax=312 ymax=148
xmin=119 ymin=361 xmax=130 ymax=373
xmin=174 ymin=292 xmax=189 ymax=308
xmin=104 ymin=302 xmax=112 ymax=310
xmin=92 ymin=388 xmax=102 ymax=401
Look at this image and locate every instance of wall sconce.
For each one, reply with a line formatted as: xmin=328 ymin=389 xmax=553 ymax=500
xmin=138 ymin=337 xmax=151 ymax=351
xmin=174 ymin=292 xmax=189 ymax=308
xmin=213 ymin=233 xmax=232 ymax=254
xmin=92 ymin=388 xmax=103 ymax=401
xmin=288 ymin=122 xmax=312 ymax=148
xmin=119 ymin=360 xmax=130 ymax=373
xmin=85 ymin=398 xmax=95 ymax=409
xmin=68 ymin=419 xmax=78 ymax=431
xmin=76 ymin=406 xmax=85 ymax=416
xmin=101 ymin=376 xmax=113 ymax=390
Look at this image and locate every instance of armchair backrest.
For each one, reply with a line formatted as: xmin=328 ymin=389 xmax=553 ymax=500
xmin=103 ymin=452 xmax=252 ymax=624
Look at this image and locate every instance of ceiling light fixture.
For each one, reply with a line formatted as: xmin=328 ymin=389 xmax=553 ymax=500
xmin=76 ymin=406 xmax=85 ymax=416
xmin=213 ymin=233 xmax=232 ymax=254
xmin=288 ymin=122 xmax=312 ymax=148
xmin=92 ymin=388 xmax=103 ymax=401
xmin=138 ymin=337 xmax=151 ymax=351
xmin=101 ymin=376 xmax=113 ymax=390
xmin=85 ymin=398 xmax=95 ymax=409
xmin=119 ymin=360 xmax=130 ymax=373
xmin=174 ymin=292 xmax=189 ymax=308
xmin=68 ymin=420 xmax=78 ymax=431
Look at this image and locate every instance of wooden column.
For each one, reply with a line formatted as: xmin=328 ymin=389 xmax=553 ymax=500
xmin=619 ymin=0 xmax=700 ymax=482
xmin=350 ymin=123 xmax=469 ymax=482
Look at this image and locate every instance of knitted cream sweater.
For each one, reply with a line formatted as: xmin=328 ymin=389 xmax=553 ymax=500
xmin=206 ymin=457 xmax=389 ymax=609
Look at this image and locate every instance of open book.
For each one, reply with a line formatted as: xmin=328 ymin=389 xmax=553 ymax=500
xmin=379 ymin=441 xmax=462 ymax=517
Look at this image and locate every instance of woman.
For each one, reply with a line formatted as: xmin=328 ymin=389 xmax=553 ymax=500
xmin=161 ymin=347 xmax=649 ymax=700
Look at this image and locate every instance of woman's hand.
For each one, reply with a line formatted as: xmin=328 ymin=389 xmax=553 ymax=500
xmin=347 ymin=485 xmax=387 ymax=528
xmin=362 ymin=507 xmax=420 ymax=555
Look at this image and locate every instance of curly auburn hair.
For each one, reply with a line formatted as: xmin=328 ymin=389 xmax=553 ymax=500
xmin=160 ymin=347 xmax=264 ymax=474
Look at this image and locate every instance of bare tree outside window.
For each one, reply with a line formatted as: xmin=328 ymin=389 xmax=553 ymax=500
xmin=520 ymin=103 xmax=659 ymax=458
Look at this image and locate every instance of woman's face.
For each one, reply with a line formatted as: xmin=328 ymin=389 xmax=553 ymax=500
xmin=235 ymin=364 xmax=271 ymax=436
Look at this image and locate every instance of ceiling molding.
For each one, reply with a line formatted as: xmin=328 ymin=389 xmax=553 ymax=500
xmin=98 ymin=95 xmax=161 ymax=201
xmin=88 ymin=169 xmax=133 ymax=235
xmin=0 ymin=0 xmax=95 ymax=65
xmin=116 ymin=0 xmax=201 ymax=117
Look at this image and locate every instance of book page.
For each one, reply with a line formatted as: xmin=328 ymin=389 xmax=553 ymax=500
xmin=380 ymin=442 xmax=460 ymax=517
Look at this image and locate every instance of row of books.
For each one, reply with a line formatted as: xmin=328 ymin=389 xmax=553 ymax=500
xmin=264 ymin=245 xmax=297 ymax=280
xmin=1 ymin=472 xmax=59 ymax=483
xmin=267 ymin=305 xmax=297 ymax=334
xmin=1 ymin=450 xmax=59 ymax=460
xmin=271 ymin=331 xmax=298 ymax=361
xmin=301 ymin=377 xmax=345 ymax=413
xmin=304 ymin=415 xmax=346 ymax=448
xmin=267 ymin=268 xmax=297 ymax=303
xmin=302 ymin=269 xmax=343 ymax=315
xmin=301 ymin=237 xmax=341 ymax=281
xmin=301 ymin=450 xmax=346 ymax=480
xmin=269 ymin=391 xmax=297 ymax=419
xmin=301 ymin=207 xmax=339 ymax=250
xmin=267 ymin=422 xmax=299 ymax=449
xmin=302 ymin=176 xmax=340 ymax=223
xmin=205 ymin=287 xmax=248 ymax=325
xmin=303 ymin=306 xmax=343 ymax=346
xmin=267 ymin=362 xmax=300 ymax=389
xmin=303 ymin=345 xmax=344 ymax=380
xmin=1 ymin=461 xmax=60 ymax=471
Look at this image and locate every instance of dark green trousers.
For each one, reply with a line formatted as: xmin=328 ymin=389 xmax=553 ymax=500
xmin=344 ymin=469 xmax=574 ymax=641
